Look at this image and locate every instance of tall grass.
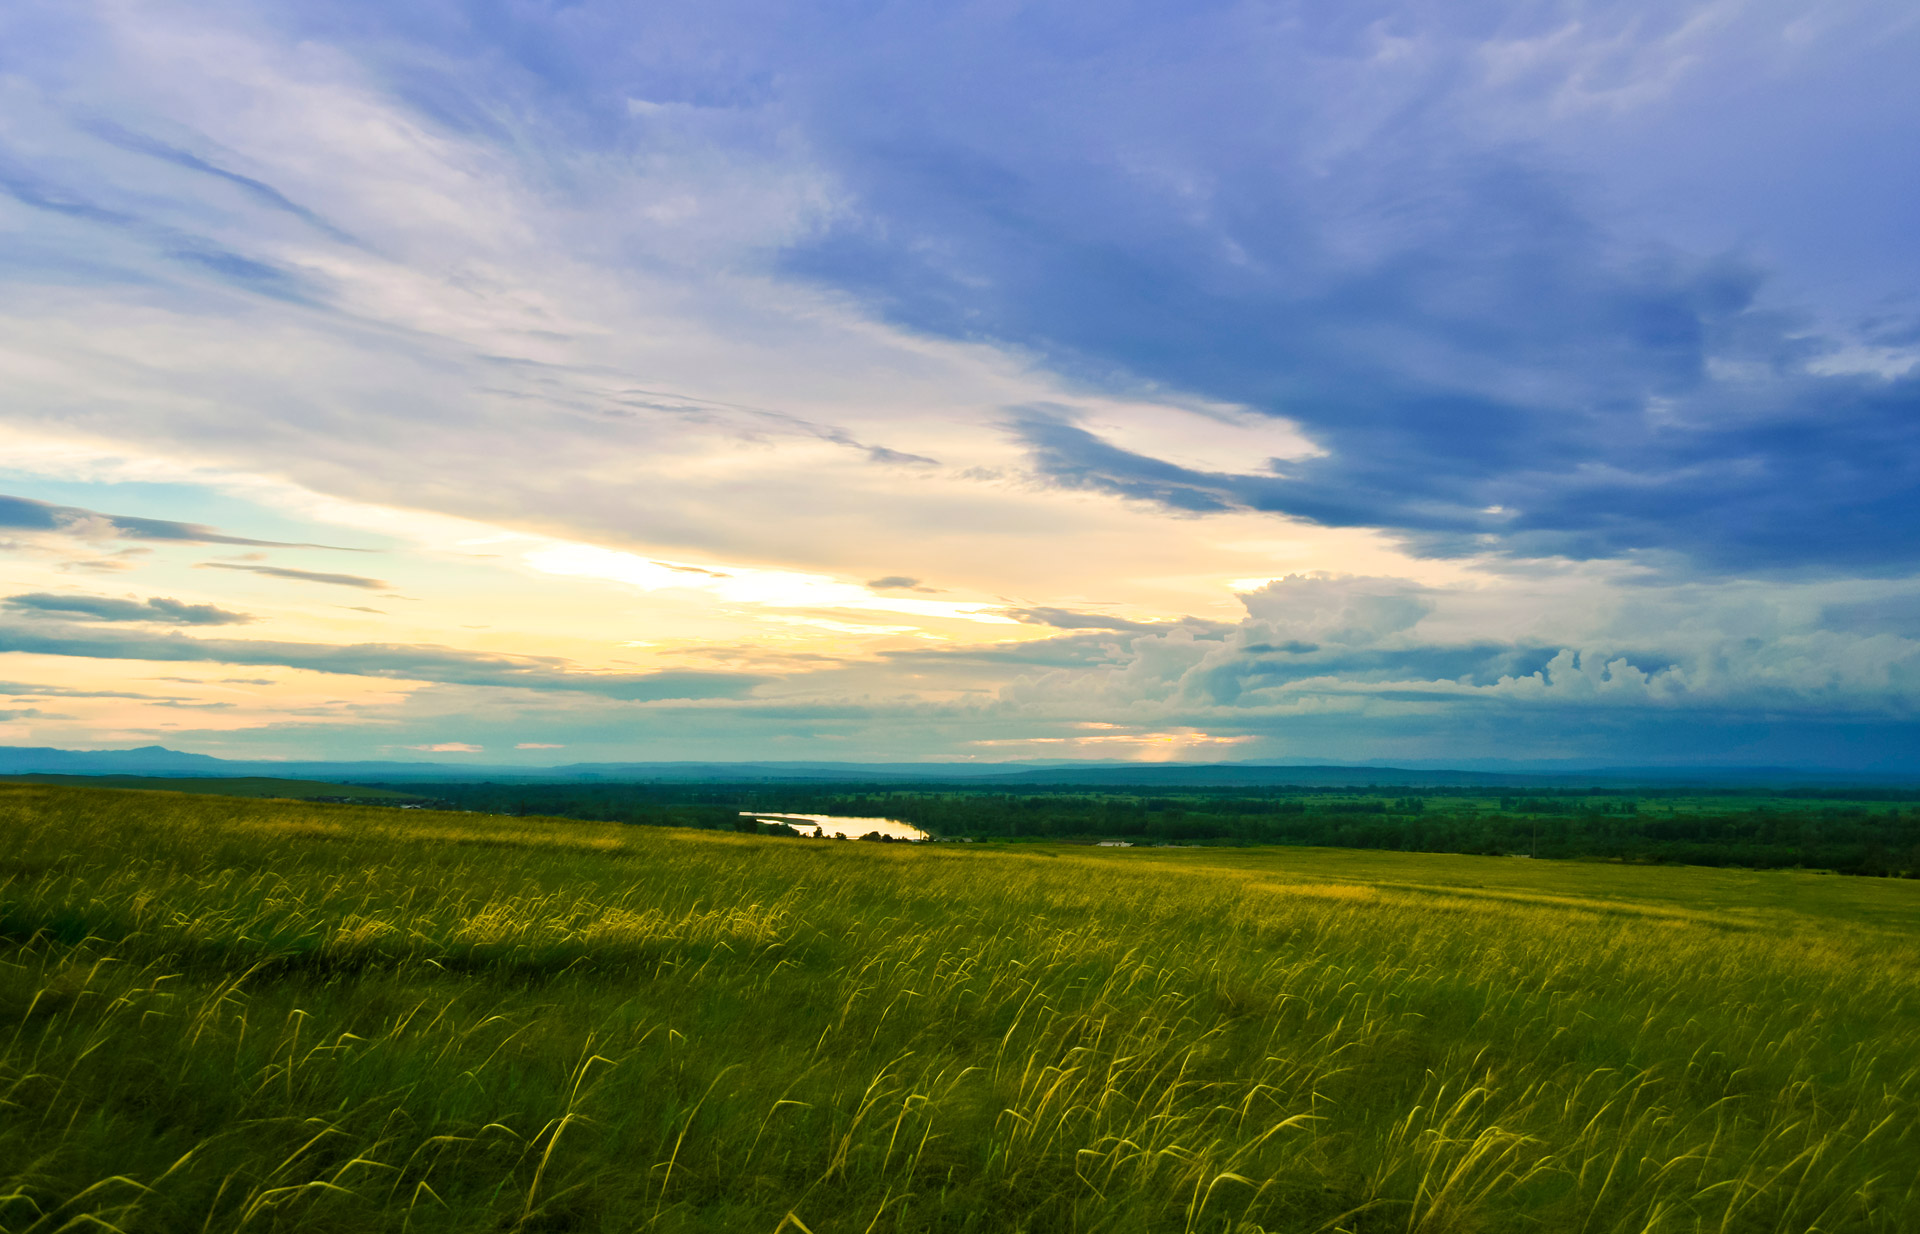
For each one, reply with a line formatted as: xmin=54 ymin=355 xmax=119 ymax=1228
xmin=2 ymin=783 xmax=1916 ymax=1232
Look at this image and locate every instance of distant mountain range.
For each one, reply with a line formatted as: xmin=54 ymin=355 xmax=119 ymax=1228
xmin=1 ymin=744 xmax=1914 ymax=788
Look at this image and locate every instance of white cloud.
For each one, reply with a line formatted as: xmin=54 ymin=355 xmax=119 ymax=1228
xmin=1235 ymin=574 xmax=1435 ymax=645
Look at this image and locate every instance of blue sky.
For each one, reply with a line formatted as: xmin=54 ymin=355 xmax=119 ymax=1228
xmin=0 ymin=0 xmax=1915 ymax=767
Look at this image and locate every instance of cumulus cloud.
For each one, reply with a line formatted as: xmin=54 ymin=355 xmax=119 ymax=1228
xmin=960 ymin=571 xmax=1919 ymax=727
xmin=1236 ymin=576 xmax=1435 ymax=647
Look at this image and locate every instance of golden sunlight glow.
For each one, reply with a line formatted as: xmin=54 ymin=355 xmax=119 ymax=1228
xmin=522 ymin=543 xmax=1019 ymax=624
xmin=969 ymin=729 xmax=1255 ymax=760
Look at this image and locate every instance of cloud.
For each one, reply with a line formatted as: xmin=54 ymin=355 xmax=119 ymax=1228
xmin=1006 ymin=606 xmax=1231 ymax=635
xmin=0 ymin=680 xmax=183 ymax=700
xmin=864 ymin=445 xmax=939 ymax=467
xmin=0 ymin=0 xmax=1916 ymax=770
xmin=1820 ymin=593 xmax=1920 ymax=637
xmin=0 ymin=494 xmax=360 ymax=551
xmin=0 ymin=4 xmax=1914 ymax=587
xmin=976 ymin=573 xmax=1918 ymax=723
xmin=1008 ymin=413 xmax=1238 ymax=516
xmin=197 ymin=563 xmax=389 ymax=590
xmin=57 ymin=548 xmax=152 ymax=574
xmin=0 ymin=623 xmax=770 ymax=700
xmin=1235 ymin=576 xmax=1435 ymax=647
xmin=407 ymin=742 xmax=482 ymax=753
xmin=81 ymin=118 xmax=360 ymax=246
xmin=0 ymin=150 xmax=327 ymax=306
xmin=516 ymin=742 xmax=564 ymax=749
xmin=882 ymin=633 xmax=1142 ymax=672
xmin=4 ymin=592 xmax=254 ymax=626
xmin=761 ymin=6 xmax=1920 ymax=573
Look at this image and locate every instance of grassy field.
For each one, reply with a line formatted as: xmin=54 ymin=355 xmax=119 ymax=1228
xmin=2 ymin=784 xmax=1917 ymax=1232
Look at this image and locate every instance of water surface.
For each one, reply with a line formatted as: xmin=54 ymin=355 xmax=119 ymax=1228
xmin=741 ymin=812 xmax=928 ymax=841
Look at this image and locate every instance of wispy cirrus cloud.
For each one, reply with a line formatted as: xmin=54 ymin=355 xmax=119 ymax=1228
xmin=197 ymin=563 xmax=390 ymax=591
xmin=0 ymin=494 xmax=362 ymax=551
xmin=0 ymin=623 xmax=769 ymax=701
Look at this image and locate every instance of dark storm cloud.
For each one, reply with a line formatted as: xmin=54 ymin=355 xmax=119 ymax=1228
xmin=0 ymin=493 xmax=362 ymax=550
xmin=824 ymin=177 xmax=1920 ymax=572
xmin=0 ymin=624 xmax=770 ymax=700
xmin=4 ymin=593 xmax=254 ymax=626
xmin=756 ymin=8 xmax=1920 ymax=574
xmin=1007 ymin=372 xmax=1920 ymax=572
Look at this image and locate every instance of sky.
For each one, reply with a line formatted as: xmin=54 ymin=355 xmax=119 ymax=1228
xmin=1 ymin=0 xmax=1917 ymax=768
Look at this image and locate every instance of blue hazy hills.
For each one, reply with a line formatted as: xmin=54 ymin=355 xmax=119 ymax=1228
xmin=1 ymin=745 xmax=1913 ymax=788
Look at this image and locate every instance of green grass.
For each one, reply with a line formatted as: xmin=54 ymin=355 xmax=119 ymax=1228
xmin=2 ymin=784 xmax=1917 ymax=1232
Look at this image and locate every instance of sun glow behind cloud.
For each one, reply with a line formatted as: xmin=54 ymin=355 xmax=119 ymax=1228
xmin=521 ymin=544 xmax=1019 ymax=625
xmin=969 ymin=728 xmax=1259 ymax=761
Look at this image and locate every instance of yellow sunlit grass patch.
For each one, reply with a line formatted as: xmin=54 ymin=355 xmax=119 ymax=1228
xmin=1258 ymin=881 xmax=1380 ymax=901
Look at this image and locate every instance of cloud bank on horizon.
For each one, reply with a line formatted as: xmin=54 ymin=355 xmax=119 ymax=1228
xmin=0 ymin=0 xmax=1915 ymax=767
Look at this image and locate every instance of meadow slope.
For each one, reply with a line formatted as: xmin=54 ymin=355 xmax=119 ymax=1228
xmin=2 ymin=784 xmax=1917 ymax=1232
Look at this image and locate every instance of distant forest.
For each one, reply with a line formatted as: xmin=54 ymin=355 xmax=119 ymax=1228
xmin=376 ymin=781 xmax=1920 ymax=877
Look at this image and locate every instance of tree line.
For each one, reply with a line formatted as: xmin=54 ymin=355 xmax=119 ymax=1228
xmin=378 ymin=781 xmax=1920 ymax=877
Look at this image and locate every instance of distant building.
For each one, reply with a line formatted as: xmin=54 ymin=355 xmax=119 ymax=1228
xmin=1095 ymin=840 xmax=1133 ymax=847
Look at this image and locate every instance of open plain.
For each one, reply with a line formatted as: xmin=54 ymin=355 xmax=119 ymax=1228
xmin=3 ymin=783 xmax=1917 ymax=1232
